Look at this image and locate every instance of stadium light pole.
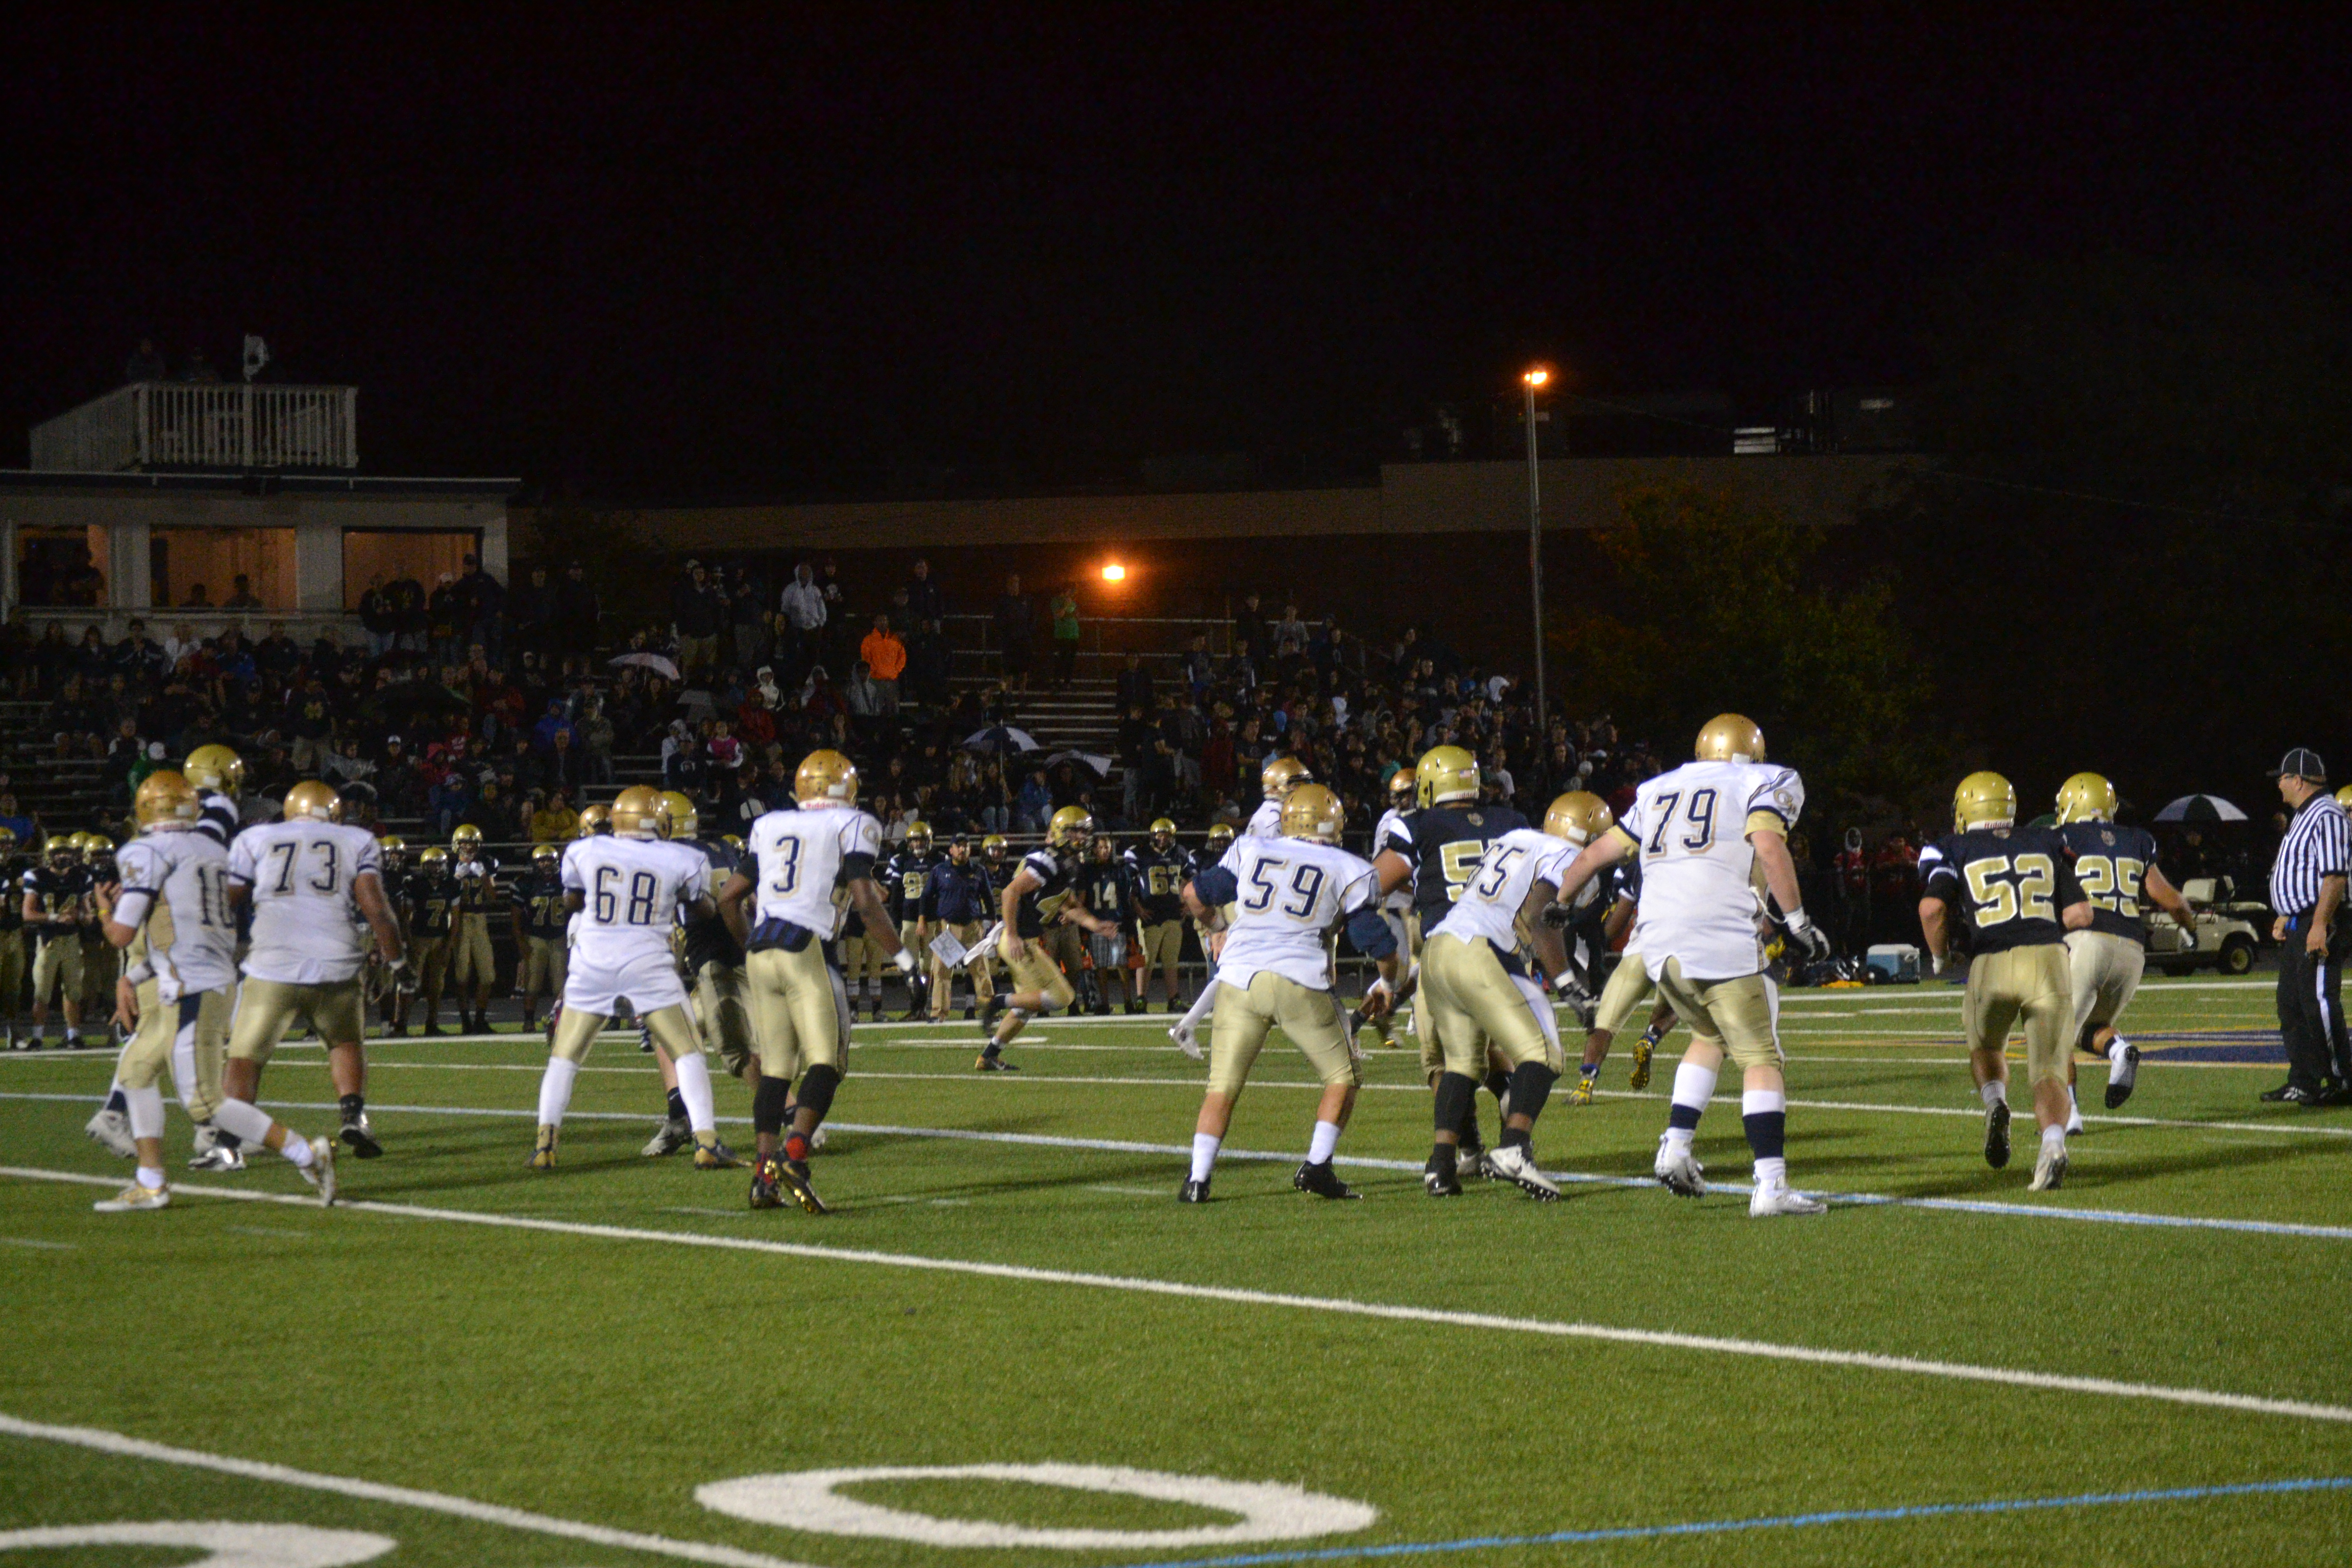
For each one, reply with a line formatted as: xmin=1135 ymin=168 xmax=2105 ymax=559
xmin=1523 ymin=367 xmax=1550 ymax=725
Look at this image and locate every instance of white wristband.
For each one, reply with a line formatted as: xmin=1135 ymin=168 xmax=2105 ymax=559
xmin=893 ymin=947 xmax=918 ymax=974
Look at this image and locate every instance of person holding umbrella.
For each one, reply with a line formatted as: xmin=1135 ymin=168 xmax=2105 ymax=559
xmin=2262 ymin=749 xmax=2352 ymax=1106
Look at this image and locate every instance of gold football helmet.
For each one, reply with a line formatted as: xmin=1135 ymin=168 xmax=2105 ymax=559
xmin=1387 ymin=769 xmax=1416 ymax=808
xmin=1542 ymin=790 xmax=1615 ymax=848
xmin=2054 ymin=772 xmax=2118 ymax=825
xmin=377 ymin=834 xmax=407 ymax=869
xmin=905 ymin=820 xmax=933 ymax=852
xmin=578 ymin=803 xmax=612 ymax=838
xmin=1280 ymin=782 xmax=1345 ymax=843
xmin=1262 ymin=755 xmax=1313 ymax=800
xmin=419 ymin=846 xmax=450 ymax=869
xmin=796 ymin=749 xmax=859 ymax=805
xmin=660 ymin=790 xmax=699 ymax=842
xmin=721 ymin=833 xmax=745 ymax=853
xmin=1047 ymin=805 xmax=1093 ymax=848
xmin=1204 ymin=823 xmax=1235 ymax=854
xmin=80 ymin=833 xmax=114 ymax=862
xmin=45 ymin=834 xmax=79 ymax=865
xmin=284 ymin=780 xmax=342 ymax=823
xmin=66 ymin=830 xmax=95 ymax=855
xmin=982 ymin=833 xmax=1009 ymax=862
xmin=1149 ymin=817 xmax=1177 ymax=850
xmin=1953 ymin=771 xmax=2017 ymax=831
xmin=611 ymin=785 xmax=672 ymax=840
xmin=532 ymin=842 xmax=560 ymax=866
xmin=1695 ymin=714 xmax=1766 ymax=764
xmin=133 ymin=771 xmax=201 ymax=829
xmin=1416 ymin=745 xmax=1479 ymax=807
xmin=183 ymin=744 xmax=246 ymax=795
xmin=451 ymin=823 xmax=484 ymax=855
xmin=2337 ymin=786 xmax=2352 ymax=811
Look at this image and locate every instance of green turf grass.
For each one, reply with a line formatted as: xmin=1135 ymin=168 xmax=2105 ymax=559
xmin=3 ymin=975 xmax=2348 ymax=1566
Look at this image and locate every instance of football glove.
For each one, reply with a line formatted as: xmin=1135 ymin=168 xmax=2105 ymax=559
xmin=892 ymin=947 xmax=919 ymax=974
xmin=2175 ymin=920 xmax=2197 ymax=951
xmin=1783 ymin=910 xmax=1831 ymax=963
xmin=1538 ymin=900 xmax=1574 ymax=930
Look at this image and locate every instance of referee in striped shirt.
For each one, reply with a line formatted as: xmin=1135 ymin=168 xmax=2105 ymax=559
xmin=2264 ymin=748 xmax=2352 ymax=1106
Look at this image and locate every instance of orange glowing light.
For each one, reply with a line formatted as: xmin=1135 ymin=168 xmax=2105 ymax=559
xmin=1101 ymin=562 xmax=1126 ymax=582
xmin=1523 ymin=368 xmax=1551 ymax=388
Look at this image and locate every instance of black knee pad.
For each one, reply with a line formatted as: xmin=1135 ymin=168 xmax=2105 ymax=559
xmin=797 ymin=1064 xmax=843 ymax=1124
xmin=753 ymin=1075 xmax=793 ymax=1136
xmin=1507 ymin=1061 xmax=1559 ymax=1123
xmin=1432 ymin=1071 xmax=1477 ymax=1136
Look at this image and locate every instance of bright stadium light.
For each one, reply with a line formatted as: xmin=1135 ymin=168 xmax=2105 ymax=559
xmin=1522 ymin=365 xmax=1552 ymax=721
xmin=1523 ymin=367 xmax=1550 ymax=388
xmin=1101 ymin=562 xmax=1126 ymax=582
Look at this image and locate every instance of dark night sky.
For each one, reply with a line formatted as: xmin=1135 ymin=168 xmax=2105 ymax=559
xmin=8 ymin=8 xmax=2348 ymax=497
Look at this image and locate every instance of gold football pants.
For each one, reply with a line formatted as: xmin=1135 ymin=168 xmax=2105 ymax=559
xmin=1963 ymin=942 xmax=2073 ymax=1086
xmin=0 ymin=930 xmax=23 ymax=1019
xmin=1207 ymin=970 xmax=1361 ymax=1100
xmin=746 ymin=942 xmax=851 ymax=1081
xmin=1653 ymin=959 xmax=1782 ymax=1071
xmin=451 ymin=913 xmax=495 ymax=988
xmin=409 ymin=935 xmax=450 ymax=999
xmin=229 ymin=977 xmax=368 ymax=1063
xmin=693 ymin=960 xmax=755 ymax=1079
xmin=1591 ymin=947 xmax=1657 ymax=1034
xmin=998 ymin=930 xmax=1075 ymax=1011
xmin=551 ymin=999 xmax=699 ymax=1064
xmin=31 ymin=935 xmax=83 ymax=1007
xmin=1420 ymin=933 xmax=1566 ymax=1078
xmin=520 ymin=936 xmax=568 ymax=1003
xmin=117 ymin=981 xmax=230 ymax=1123
xmin=2064 ymin=929 xmax=2145 ymax=1042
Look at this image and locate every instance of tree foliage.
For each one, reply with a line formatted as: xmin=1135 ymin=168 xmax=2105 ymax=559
xmin=1555 ymin=481 xmax=1939 ymax=816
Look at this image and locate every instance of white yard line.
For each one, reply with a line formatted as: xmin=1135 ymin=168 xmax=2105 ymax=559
xmin=0 ymin=1412 xmax=824 ymax=1568
xmin=4 ymin=1167 xmax=2346 ymax=1426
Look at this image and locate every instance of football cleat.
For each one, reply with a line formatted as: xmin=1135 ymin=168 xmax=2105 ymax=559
xmin=1654 ymin=1133 xmax=1706 ymax=1197
xmin=1561 ymin=983 xmax=1598 ymax=1031
xmin=974 ymin=1052 xmax=1021 ymax=1072
xmin=527 ymin=1128 xmax=557 ymax=1171
xmin=808 ymin=1125 xmax=829 ymax=1152
xmin=2030 ymin=1143 xmax=2069 ymax=1192
xmin=1455 ymin=1133 xmax=1488 ymax=1180
xmin=93 ymin=1182 xmax=170 ymax=1213
xmin=640 ymin=1117 xmax=691 ymax=1157
xmin=1485 ymin=1143 xmax=1561 ymax=1200
xmin=1292 ymin=1160 xmax=1359 ymax=1200
xmin=693 ymin=1140 xmax=744 ymax=1170
xmin=1169 ymin=1019 xmax=1203 ymax=1060
xmin=1568 ymin=1068 xmax=1598 ymax=1107
xmin=1422 ymin=1163 xmax=1462 ymax=1197
xmin=85 ymin=1107 xmax=137 ymax=1160
xmin=1748 ymin=1181 xmax=1827 ymax=1217
xmin=300 ymin=1136 xmax=337 ymax=1207
xmin=1178 ymin=1178 xmax=1212 ymax=1203
xmin=777 ymin=1158 xmax=829 ymax=1214
xmin=339 ymin=1113 xmax=382 ymax=1160
xmin=1629 ymin=1025 xmax=1662 ymax=1091
xmin=2104 ymin=1042 xmax=2141 ymax=1110
xmin=749 ymin=1157 xmax=785 ymax=1209
xmin=188 ymin=1144 xmax=246 ymax=1172
xmin=979 ymin=995 xmax=1007 ymax=1031
xmin=1983 ymin=1099 xmax=2013 ymax=1169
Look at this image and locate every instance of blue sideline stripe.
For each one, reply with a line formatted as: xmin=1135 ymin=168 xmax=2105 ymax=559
xmin=1121 ymin=1476 xmax=2352 ymax=1568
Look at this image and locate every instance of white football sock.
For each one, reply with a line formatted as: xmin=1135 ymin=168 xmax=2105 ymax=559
xmin=2108 ymin=1035 xmax=2132 ymax=1064
xmin=537 ymin=1058 xmax=581 ymax=1129
xmin=211 ymin=1097 xmax=277 ymax=1147
xmin=135 ymin=1165 xmax=165 ymax=1191
xmin=1980 ymin=1079 xmax=2008 ymax=1110
xmin=1670 ymin=1060 xmax=1718 ymax=1117
xmin=2041 ymin=1123 xmax=2067 ymax=1155
xmin=673 ymin=1052 xmax=717 ymax=1134
xmin=1741 ymin=1088 xmax=1785 ymax=1117
xmin=1307 ymin=1119 xmax=1341 ymax=1165
xmin=283 ymin=1134 xmax=316 ymax=1168
xmin=124 ymin=1082 xmax=167 ymax=1140
xmin=1189 ymin=1133 xmax=1220 ymax=1182
xmin=1179 ymin=978 xmax=1220 ymax=1034
xmin=1754 ymin=1156 xmax=1787 ymax=1188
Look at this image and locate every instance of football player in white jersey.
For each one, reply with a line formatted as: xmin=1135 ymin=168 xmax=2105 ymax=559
xmin=92 ymin=772 xmax=337 ymax=1210
xmin=1418 ymin=793 xmax=1596 ymax=1199
xmin=718 ymin=749 xmax=913 ymax=1214
xmin=225 ymin=781 xmax=406 ymax=1160
xmin=1175 ymin=783 xmax=1402 ymax=1203
xmin=529 ymin=786 xmax=730 ymax=1172
xmin=1551 ymin=715 xmax=1831 ymax=1217
xmin=1348 ymin=768 xmax=1420 ymax=1047
xmin=1168 ymin=756 xmax=1315 ymax=1055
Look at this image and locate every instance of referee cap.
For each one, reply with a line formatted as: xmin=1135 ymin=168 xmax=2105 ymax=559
xmin=2268 ymin=747 xmax=2327 ymax=781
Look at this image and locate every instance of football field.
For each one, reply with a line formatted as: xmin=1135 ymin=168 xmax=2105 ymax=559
xmin=4 ymin=975 xmax=2348 ymax=1567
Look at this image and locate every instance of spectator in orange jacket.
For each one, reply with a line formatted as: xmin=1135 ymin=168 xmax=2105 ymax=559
xmin=860 ymin=614 xmax=907 ymax=714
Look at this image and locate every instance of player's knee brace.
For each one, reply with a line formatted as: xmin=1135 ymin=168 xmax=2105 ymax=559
xmin=753 ymin=1075 xmax=793 ymax=1136
xmin=1507 ymin=1060 xmax=1558 ymax=1124
xmin=1431 ymin=1071 xmax=1476 ymax=1137
xmin=797 ymin=1064 xmax=842 ymax=1124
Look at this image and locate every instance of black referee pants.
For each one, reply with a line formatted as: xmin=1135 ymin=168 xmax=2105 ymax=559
xmin=2274 ymin=923 xmax=2352 ymax=1092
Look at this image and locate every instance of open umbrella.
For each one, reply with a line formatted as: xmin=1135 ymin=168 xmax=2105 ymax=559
xmin=964 ymin=725 xmax=1041 ymax=754
xmin=2154 ymin=794 xmax=2248 ymax=823
xmin=610 ymin=651 xmax=682 ymax=681
xmin=1045 ymin=749 xmax=1114 ymax=776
